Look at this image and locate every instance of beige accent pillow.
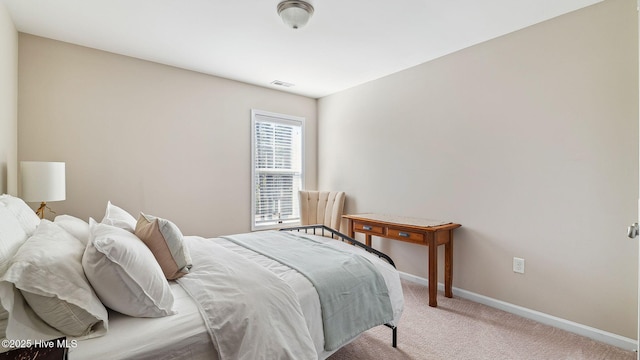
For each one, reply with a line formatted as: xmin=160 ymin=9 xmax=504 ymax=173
xmin=135 ymin=213 xmax=192 ymax=280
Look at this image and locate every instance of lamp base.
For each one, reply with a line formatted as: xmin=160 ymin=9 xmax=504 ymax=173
xmin=35 ymin=201 xmax=55 ymax=219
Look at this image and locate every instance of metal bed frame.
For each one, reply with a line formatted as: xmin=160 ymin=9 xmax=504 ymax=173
xmin=280 ymin=224 xmax=398 ymax=348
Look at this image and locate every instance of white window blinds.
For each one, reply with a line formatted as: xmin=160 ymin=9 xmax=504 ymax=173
xmin=251 ymin=110 xmax=304 ymax=230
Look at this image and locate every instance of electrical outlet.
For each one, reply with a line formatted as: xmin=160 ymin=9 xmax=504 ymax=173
xmin=513 ymin=257 xmax=525 ymax=274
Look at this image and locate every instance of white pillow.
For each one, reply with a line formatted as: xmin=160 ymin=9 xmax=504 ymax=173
xmin=100 ymin=201 xmax=137 ymax=232
xmin=83 ymin=219 xmax=175 ymax=317
xmin=54 ymin=215 xmax=90 ymax=245
xmin=0 ymin=194 xmax=40 ymax=237
xmin=0 ymin=201 xmax=29 ymax=342
xmin=0 ymin=280 xmax=64 ymax=343
xmin=0 ymin=205 xmax=29 ymax=275
xmin=0 ymin=317 xmax=6 ymax=340
xmin=0 ymin=305 xmax=7 ymax=339
xmin=1 ymin=220 xmax=108 ymax=337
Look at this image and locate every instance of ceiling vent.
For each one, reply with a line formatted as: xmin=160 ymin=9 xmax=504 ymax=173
xmin=271 ymin=80 xmax=295 ymax=87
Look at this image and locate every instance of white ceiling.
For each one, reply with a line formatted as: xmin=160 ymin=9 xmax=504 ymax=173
xmin=2 ymin=0 xmax=602 ymax=99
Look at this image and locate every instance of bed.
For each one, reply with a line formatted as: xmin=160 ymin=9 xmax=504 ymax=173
xmin=0 ymin=195 xmax=403 ymax=360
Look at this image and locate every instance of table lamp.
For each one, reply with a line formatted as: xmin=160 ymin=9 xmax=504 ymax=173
xmin=20 ymin=161 xmax=66 ymax=219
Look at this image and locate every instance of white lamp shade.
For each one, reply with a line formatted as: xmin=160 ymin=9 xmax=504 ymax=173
xmin=21 ymin=161 xmax=66 ymax=202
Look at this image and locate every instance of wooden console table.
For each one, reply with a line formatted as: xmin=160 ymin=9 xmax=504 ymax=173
xmin=343 ymin=213 xmax=461 ymax=307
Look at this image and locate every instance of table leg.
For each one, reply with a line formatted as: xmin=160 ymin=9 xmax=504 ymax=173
xmin=365 ymin=234 xmax=372 ymax=247
xmin=444 ymin=230 xmax=453 ymax=298
xmin=428 ymin=236 xmax=438 ymax=307
xmin=347 ymin=219 xmax=354 ymax=238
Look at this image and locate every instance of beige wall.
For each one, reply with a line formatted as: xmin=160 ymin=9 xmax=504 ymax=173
xmin=318 ymin=0 xmax=639 ymax=338
xmin=13 ymin=0 xmax=639 ymax=341
xmin=0 ymin=4 xmax=17 ymax=195
xmin=17 ymin=34 xmax=317 ymax=237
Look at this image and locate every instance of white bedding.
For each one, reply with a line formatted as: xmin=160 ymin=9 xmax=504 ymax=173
xmin=213 ymin=233 xmax=404 ymax=359
xmin=68 ymin=283 xmax=215 ymax=359
xmin=68 ymin=232 xmax=404 ymax=360
xmin=178 ymin=236 xmax=318 ymax=360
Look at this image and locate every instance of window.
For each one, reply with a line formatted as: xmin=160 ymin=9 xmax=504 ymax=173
xmin=251 ymin=109 xmax=304 ymax=230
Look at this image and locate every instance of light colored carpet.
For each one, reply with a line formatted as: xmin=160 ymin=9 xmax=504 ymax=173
xmin=329 ymin=279 xmax=636 ymax=360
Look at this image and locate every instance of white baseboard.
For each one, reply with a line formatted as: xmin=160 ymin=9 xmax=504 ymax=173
xmin=398 ymin=271 xmax=638 ymax=352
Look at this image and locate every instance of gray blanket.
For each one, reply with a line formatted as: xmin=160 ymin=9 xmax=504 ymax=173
xmin=222 ymin=231 xmax=393 ymax=351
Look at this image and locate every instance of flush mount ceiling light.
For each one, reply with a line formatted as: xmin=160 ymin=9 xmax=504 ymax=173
xmin=277 ymin=0 xmax=314 ymax=29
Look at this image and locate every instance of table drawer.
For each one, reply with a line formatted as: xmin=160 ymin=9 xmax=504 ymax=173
xmin=387 ymin=227 xmax=424 ymax=244
xmin=354 ymin=221 xmax=385 ymax=236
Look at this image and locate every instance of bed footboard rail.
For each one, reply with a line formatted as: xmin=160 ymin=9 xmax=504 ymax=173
xmin=280 ymin=224 xmax=396 ymax=268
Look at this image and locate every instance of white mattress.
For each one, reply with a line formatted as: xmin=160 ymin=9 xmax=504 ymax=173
xmin=68 ymin=233 xmax=403 ymax=359
xmin=68 ymin=282 xmax=215 ymax=360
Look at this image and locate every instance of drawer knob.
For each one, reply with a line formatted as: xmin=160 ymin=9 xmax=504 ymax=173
xmin=398 ymin=232 xmax=410 ymax=238
xmin=363 ymin=225 xmax=372 ymax=231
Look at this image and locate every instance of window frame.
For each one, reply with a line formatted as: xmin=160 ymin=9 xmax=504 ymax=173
xmin=250 ymin=109 xmax=305 ymax=231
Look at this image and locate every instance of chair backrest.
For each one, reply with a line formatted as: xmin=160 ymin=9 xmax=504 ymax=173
xmin=299 ymin=190 xmax=346 ymax=232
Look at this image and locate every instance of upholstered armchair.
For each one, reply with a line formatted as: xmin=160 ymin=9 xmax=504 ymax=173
xmin=298 ymin=190 xmax=346 ymax=232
